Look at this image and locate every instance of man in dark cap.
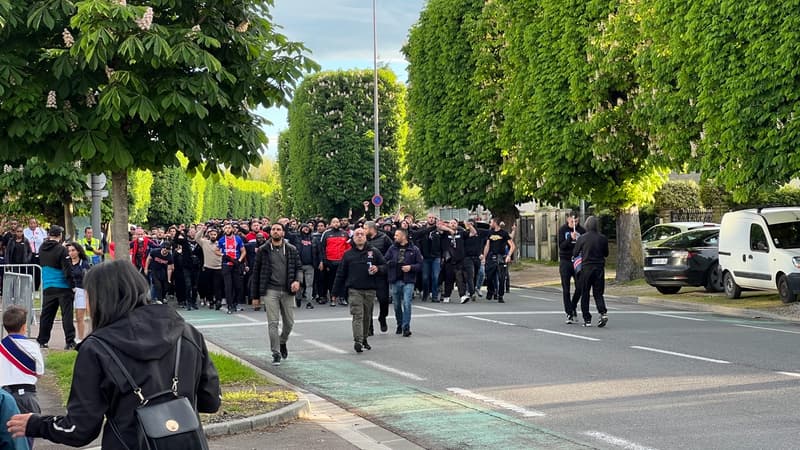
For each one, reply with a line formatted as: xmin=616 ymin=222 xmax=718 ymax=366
xmin=36 ymin=226 xmax=76 ymax=350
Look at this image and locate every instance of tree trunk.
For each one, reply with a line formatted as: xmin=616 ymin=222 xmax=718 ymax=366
xmin=111 ymin=170 xmax=130 ymax=261
xmin=615 ymin=205 xmax=644 ymax=281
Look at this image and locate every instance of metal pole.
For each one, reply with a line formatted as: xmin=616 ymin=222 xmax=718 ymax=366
xmin=372 ymin=0 xmax=381 ymax=218
xmin=91 ymin=174 xmax=102 ymax=239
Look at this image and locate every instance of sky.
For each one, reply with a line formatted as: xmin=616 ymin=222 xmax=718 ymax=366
xmin=257 ymin=0 xmax=428 ymax=158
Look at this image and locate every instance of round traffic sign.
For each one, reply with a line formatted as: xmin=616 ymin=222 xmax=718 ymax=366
xmin=371 ymin=194 xmax=383 ymax=207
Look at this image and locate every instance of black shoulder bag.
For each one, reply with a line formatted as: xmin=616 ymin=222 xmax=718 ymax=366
xmin=93 ymin=337 xmax=209 ymax=450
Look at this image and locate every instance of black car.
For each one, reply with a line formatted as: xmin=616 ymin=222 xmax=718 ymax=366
xmin=644 ymin=227 xmax=723 ymax=294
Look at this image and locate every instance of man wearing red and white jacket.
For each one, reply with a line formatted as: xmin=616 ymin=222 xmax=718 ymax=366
xmin=318 ymin=218 xmax=350 ymax=306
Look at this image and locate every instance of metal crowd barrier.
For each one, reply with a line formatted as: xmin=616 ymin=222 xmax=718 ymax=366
xmin=1 ymin=264 xmax=42 ymax=337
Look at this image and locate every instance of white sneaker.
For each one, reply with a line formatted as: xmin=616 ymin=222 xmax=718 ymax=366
xmin=443 ymin=297 xmax=451 ymax=303
xmin=460 ymin=295 xmax=470 ymax=304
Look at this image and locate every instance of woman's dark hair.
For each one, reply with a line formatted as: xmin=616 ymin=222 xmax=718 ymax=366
xmin=65 ymin=241 xmax=89 ymax=263
xmin=83 ymin=260 xmax=150 ymax=330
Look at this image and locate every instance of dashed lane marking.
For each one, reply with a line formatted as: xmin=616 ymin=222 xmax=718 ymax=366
xmin=776 ymin=371 xmax=800 ymax=378
xmin=362 ymin=361 xmax=426 ymax=381
xmin=414 ymin=305 xmax=448 ymax=313
xmin=304 ymin=339 xmax=348 ymax=354
xmin=630 ymin=346 xmax=730 ymax=364
xmin=736 ymin=324 xmax=800 ymax=335
xmin=535 ymin=329 xmax=601 ymax=342
xmin=466 ymin=316 xmax=516 ymax=326
xmin=648 ymin=313 xmax=707 ymax=322
xmin=239 ymin=314 xmax=262 ymax=323
xmin=584 ymin=431 xmax=659 ymax=450
xmin=447 ymin=388 xmax=545 ymax=417
xmin=519 ymin=294 xmax=556 ymax=302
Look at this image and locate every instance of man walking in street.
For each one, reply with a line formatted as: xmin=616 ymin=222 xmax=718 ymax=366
xmin=295 ymin=222 xmax=317 ymax=310
xmin=573 ymin=216 xmax=609 ymax=327
xmin=36 ymin=226 xmax=76 ymax=350
xmin=319 ymin=218 xmax=350 ymax=306
xmin=482 ymin=218 xmax=515 ymax=303
xmin=333 ymin=228 xmax=385 ymax=353
xmin=217 ymin=223 xmax=247 ymax=314
xmin=251 ymin=223 xmax=303 ymax=366
xmin=558 ymin=212 xmax=586 ymax=323
xmin=412 ymin=214 xmax=446 ymax=302
xmin=385 ymin=229 xmax=423 ymax=337
xmin=365 ymin=221 xmax=392 ymax=332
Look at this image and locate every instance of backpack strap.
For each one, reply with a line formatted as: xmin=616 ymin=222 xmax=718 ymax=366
xmin=91 ymin=336 xmax=183 ymax=405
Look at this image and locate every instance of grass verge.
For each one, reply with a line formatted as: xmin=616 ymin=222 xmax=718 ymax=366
xmin=44 ymin=350 xmax=297 ymax=424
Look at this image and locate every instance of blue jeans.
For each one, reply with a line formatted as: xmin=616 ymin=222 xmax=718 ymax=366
xmin=421 ymin=258 xmax=441 ymax=300
xmin=392 ymin=281 xmax=414 ymax=330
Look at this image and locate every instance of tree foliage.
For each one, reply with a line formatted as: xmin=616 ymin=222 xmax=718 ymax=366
xmin=0 ymin=0 xmax=316 ymax=256
xmin=653 ymin=181 xmax=701 ymax=211
xmin=404 ymin=0 xmax=516 ymax=221
xmin=0 ymin=158 xmax=86 ymax=224
xmin=281 ymin=69 xmax=405 ymax=218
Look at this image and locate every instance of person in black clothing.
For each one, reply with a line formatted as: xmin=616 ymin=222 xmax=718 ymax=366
xmin=573 ymin=216 xmax=609 ymax=327
xmin=144 ymin=241 xmax=174 ymax=303
xmin=172 ymin=231 xmax=195 ymax=309
xmin=365 ymin=221 xmax=392 ymax=333
xmin=186 ymin=228 xmax=204 ymax=308
xmin=4 ymin=226 xmax=31 ymax=265
xmin=557 ymin=212 xmax=586 ymax=324
xmin=8 ymin=260 xmax=220 ymax=448
xmin=295 ymin=223 xmax=317 ymax=310
xmin=440 ymin=219 xmax=472 ymax=303
xmin=464 ymin=219 xmax=487 ymax=299
xmin=482 ymin=218 xmax=515 ymax=303
xmin=332 ymin=228 xmax=386 ymax=353
xmin=37 ymin=226 xmax=76 ymax=350
xmin=412 ymin=214 xmax=447 ymax=302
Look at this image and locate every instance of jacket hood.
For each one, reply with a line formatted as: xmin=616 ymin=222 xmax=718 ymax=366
xmin=39 ymin=239 xmax=62 ymax=252
xmin=91 ymin=304 xmax=184 ymax=361
xmin=585 ymin=216 xmax=599 ymax=233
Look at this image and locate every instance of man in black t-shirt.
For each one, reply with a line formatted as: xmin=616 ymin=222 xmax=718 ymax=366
xmin=482 ymin=218 xmax=515 ymax=303
xmin=144 ymin=242 xmax=174 ymax=303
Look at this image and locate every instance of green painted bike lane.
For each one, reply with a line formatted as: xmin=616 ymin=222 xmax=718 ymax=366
xmin=192 ymin=313 xmax=591 ymax=450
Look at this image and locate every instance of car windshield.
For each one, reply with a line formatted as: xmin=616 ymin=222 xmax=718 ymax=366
xmin=660 ymin=229 xmax=719 ymax=248
xmin=768 ymin=222 xmax=800 ymax=249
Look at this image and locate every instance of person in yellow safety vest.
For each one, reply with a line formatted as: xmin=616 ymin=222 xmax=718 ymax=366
xmin=80 ymin=227 xmax=104 ymax=266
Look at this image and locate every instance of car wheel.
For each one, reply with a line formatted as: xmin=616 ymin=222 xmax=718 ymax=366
xmin=704 ymin=263 xmax=724 ymax=292
xmin=656 ymin=286 xmax=681 ymax=295
xmin=777 ymin=275 xmax=797 ymax=304
xmin=724 ymin=271 xmax=741 ymax=299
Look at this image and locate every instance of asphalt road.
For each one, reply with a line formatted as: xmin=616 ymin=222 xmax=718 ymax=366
xmin=187 ymin=288 xmax=800 ymax=450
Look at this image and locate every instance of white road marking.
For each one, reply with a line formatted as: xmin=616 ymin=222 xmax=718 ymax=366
xmin=304 ymin=339 xmax=348 ymax=354
xmin=736 ymin=324 xmax=800 ymax=335
xmin=584 ymin=431 xmax=659 ymax=450
xmin=239 ymin=314 xmax=262 ymax=323
xmin=414 ymin=305 xmax=448 ymax=313
xmin=776 ymin=371 xmax=800 ymax=378
xmin=535 ymin=329 xmax=601 ymax=342
xmin=362 ymin=361 xmax=426 ymax=381
xmin=648 ymin=313 xmax=707 ymax=322
xmin=466 ymin=316 xmax=516 ymax=326
xmin=519 ymin=295 xmax=556 ymax=302
xmin=630 ymin=346 xmax=730 ymax=364
xmin=447 ymin=388 xmax=545 ymax=417
xmin=196 ymin=322 xmax=264 ymax=329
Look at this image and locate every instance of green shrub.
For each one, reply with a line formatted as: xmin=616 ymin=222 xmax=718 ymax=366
xmin=653 ymin=181 xmax=701 ymax=211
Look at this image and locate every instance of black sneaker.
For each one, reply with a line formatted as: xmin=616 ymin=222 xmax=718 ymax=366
xmin=598 ymin=315 xmax=608 ymax=328
xmin=330 ymin=300 xmax=336 ymax=307
xmin=64 ymin=343 xmax=76 ymax=350
xmin=280 ymin=343 xmax=288 ymax=359
xmin=272 ymin=352 xmax=281 ymax=366
xmin=354 ymin=342 xmax=363 ymax=353
xmin=362 ymin=340 xmax=371 ymax=350
xmin=498 ymin=297 xmax=505 ymax=303
xmin=403 ymin=327 xmax=412 ymax=337
xmin=395 ymin=325 xmax=403 ymax=335
xmin=295 ymin=298 xmax=302 ymax=308
xmin=582 ymin=322 xmax=592 ymax=327
xmin=566 ymin=314 xmax=574 ymax=324
xmin=379 ymin=319 xmax=388 ymax=333
xmin=38 ymin=342 xmax=48 ymax=349
xmin=305 ymin=302 xmax=314 ymax=309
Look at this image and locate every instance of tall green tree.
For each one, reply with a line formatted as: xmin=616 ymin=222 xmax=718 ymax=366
xmin=404 ymin=0 xmax=518 ymax=225
xmin=0 ymin=0 xmax=316 ymax=257
xmin=147 ymin=165 xmax=194 ymax=226
xmin=282 ymin=69 xmax=405 ymax=219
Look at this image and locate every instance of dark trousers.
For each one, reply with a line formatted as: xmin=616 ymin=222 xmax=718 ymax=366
xmin=37 ymin=288 xmax=75 ymax=346
xmin=485 ymin=255 xmax=507 ymax=299
xmin=323 ymin=262 xmax=340 ymax=300
xmin=200 ymin=267 xmax=224 ymax=307
xmin=376 ymin=276 xmax=390 ymax=325
xmin=458 ymin=258 xmax=475 ymax=297
xmin=151 ymin=275 xmax=169 ymax=302
xmin=559 ymin=259 xmax=581 ymax=316
xmin=579 ymin=264 xmax=607 ymax=323
xmin=222 ymin=262 xmax=244 ymax=311
xmin=468 ymin=256 xmax=481 ymax=293
xmin=442 ymin=260 xmax=457 ymax=298
xmin=313 ymin=266 xmax=325 ymax=299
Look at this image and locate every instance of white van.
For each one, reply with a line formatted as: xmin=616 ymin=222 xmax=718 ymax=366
xmin=718 ymin=207 xmax=800 ymax=303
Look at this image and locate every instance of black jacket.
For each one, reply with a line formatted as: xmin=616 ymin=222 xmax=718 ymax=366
xmin=26 ymin=304 xmax=220 ymax=449
xmin=250 ymin=241 xmax=303 ymax=298
xmin=385 ymin=242 xmax=423 ymax=284
xmin=558 ymin=223 xmax=587 ymax=261
xmin=332 ymin=245 xmax=386 ymax=297
xmin=573 ymin=217 xmax=608 ymax=266
xmin=4 ymin=237 xmax=31 ymax=265
xmin=296 ymin=231 xmax=319 ymax=266
xmin=367 ymin=231 xmax=393 ymax=255
xmin=412 ymin=225 xmax=445 ymax=259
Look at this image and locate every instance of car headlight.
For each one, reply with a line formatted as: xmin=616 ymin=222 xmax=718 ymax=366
xmin=793 ymin=256 xmax=800 ymax=269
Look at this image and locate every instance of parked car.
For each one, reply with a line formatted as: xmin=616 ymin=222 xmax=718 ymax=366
xmin=718 ymin=207 xmax=800 ymax=303
xmin=641 ymin=221 xmax=718 ymax=249
xmin=644 ymin=227 xmax=723 ymax=294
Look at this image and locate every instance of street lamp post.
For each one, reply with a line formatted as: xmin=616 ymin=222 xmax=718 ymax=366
xmin=372 ymin=0 xmax=381 ymax=218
